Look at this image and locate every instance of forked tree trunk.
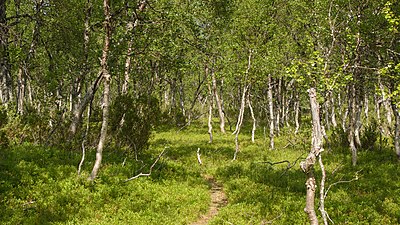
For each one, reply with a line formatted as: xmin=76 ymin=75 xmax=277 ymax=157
xmin=70 ymin=0 xmax=92 ymax=135
xmin=268 ymin=74 xmax=275 ymax=149
xmin=233 ymin=84 xmax=248 ymax=160
xmin=233 ymin=50 xmax=252 ymax=160
xmin=89 ymin=0 xmax=111 ymax=181
xmin=300 ymin=87 xmax=323 ymax=225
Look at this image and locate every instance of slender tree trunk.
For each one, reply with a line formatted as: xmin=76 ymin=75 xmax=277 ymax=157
xmin=121 ymin=1 xmax=147 ymax=94
xmin=211 ymin=70 xmax=226 ymax=133
xmin=331 ymin=91 xmax=337 ymax=128
xmin=342 ymin=88 xmax=350 ymax=132
xmin=89 ymin=0 xmax=112 ymax=181
xmin=207 ymin=82 xmax=213 ymax=144
xmin=248 ymin=92 xmax=256 ymax=143
xmin=17 ymin=67 xmax=25 ymax=114
xmin=275 ymin=78 xmax=281 ymax=135
xmin=364 ymin=92 xmax=369 ymax=119
xmin=17 ymin=0 xmax=42 ymax=114
xmin=179 ymin=76 xmax=186 ymax=117
xmin=187 ymin=71 xmax=207 ymax=125
xmin=294 ymin=91 xmax=300 ymax=135
xmin=354 ymin=98 xmax=362 ymax=148
xmin=233 ymin=50 xmax=252 ymax=160
xmin=268 ymin=74 xmax=275 ymax=149
xmin=0 ymin=0 xmax=12 ymax=105
xmin=392 ymin=103 xmax=400 ymax=160
xmin=233 ymin=84 xmax=248 ymax=160
xmin=348 ymin=84 xmax=357 ymax=166
xmin=323 ymin=91 xmax=331 ymax=130
xmin=300 ymin=88 xmax=323 ymax=225
xmin=379 ymin=81 xmax=392 ymax=127
xmin=318 ymin=154 xmax=328 ymax=225
xmin=70 ymin=0 xmax=94 ymax=135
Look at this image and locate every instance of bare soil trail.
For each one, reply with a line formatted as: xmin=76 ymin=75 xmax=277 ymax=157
xmin=190 ymin=175 xmax=228 ymax=225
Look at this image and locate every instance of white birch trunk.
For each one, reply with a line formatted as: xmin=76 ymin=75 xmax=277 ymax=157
xmin=89 ymin=0 xmax=112 ymax=181
xmin=268 ymin=74 xmax=275 ymax=149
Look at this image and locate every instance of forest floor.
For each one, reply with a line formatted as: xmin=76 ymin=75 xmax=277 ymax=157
xmin=1 ymin=121 xmax=400 ymax=224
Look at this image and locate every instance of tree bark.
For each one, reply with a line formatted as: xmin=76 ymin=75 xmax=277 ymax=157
xmin=300 ymin=88 xmax=323 ymax=225
xmin=268 ymin=74 xmax=275 ymax=149
xmin=207 ymin=82 xmax=213 ymax=144
xmin=233 ymin=84 xmax=248 ymax=160
xmin=248 ymin=93 xmax=256 ymax=143
xmin=70 ymin=0 xmax=92 ymax=135
xmin=275 ymin=78 xmax=281 ymax=135
xmin=294 ymin=92 xmax=300 ymax=135
xmin=392 ymin=103 xmax=400 ymax=160
xmin=89 ymin=0 xmax=112 ymax=181
xmin=331 ymin=91 xmax=337 ymax=128
xmin=0 ymin=0 xmax=12 ymax=105
xmin=16 ymin=0 xmax=43 ymax=114
xmin=211 ymin=70 xmax=226 ymax=133
xmin=348 ymin=84 xmax=357 ymax=166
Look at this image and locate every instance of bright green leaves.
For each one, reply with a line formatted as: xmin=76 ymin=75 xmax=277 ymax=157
xmin=383 ymin=1 xmax=400 ymax=33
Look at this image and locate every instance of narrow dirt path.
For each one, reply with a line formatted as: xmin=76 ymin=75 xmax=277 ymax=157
xmin=191 ymin=175 xmax=228 ymax=225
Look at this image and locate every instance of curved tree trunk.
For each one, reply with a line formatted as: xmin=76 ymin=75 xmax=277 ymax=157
xmin=89 ymin=0 xmax=111 ymax=181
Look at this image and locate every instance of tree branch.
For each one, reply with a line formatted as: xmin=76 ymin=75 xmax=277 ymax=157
xmin=124 ymin=148 xmax=167 ymax=182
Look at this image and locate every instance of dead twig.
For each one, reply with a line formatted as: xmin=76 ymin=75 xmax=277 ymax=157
xmin=323 ymin=170 xmax=361 ymax=200
xmin=124 ymin=147 xmax=167 ymax=182
xmin=255 ymin=153 xmax=305 ymax=177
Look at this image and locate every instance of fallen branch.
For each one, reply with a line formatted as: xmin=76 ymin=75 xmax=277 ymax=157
xmin=262 ymin=213 xmax=283 ymax=224
xmin=323 ymin=170 xmax=361 ymax=200
xmin=124 ymin=148 xmax=167 ymax=182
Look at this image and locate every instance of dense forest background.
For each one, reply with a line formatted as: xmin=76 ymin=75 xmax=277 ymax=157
xmin=0 ymin=0 xmax=400 ymax=224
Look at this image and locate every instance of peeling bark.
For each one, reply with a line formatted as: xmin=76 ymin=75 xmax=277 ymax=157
xmin=300 ymin=88 xmax=323 ymax=225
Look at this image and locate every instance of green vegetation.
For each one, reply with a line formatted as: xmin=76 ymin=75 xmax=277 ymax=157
xmin=0 ymin=0 xmax=399 ymax=224
xmin=1 ymin=122 xmax=399 ymax=224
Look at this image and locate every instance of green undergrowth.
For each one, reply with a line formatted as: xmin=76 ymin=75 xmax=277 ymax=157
xmin=1 ymin=121 xmax=400 ymax=224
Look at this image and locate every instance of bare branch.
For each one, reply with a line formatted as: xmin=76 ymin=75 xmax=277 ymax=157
xmin=124 ymin=147 xmax=167 ymax=182
xmin=323 ymin=170 xmax=361 ymax=200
